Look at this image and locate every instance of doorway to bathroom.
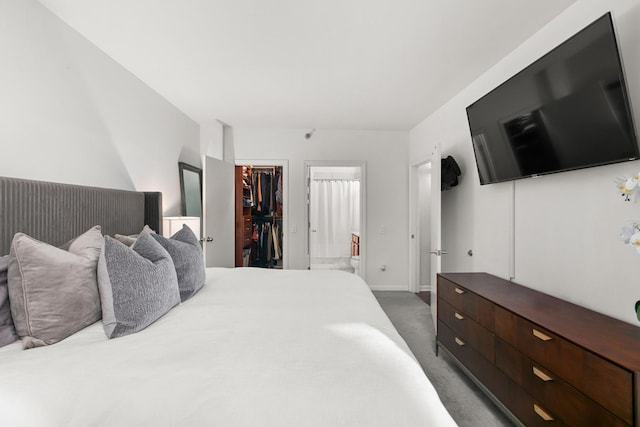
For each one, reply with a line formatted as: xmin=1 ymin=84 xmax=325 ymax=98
xmin=305 ymin=162 xmax=366 ymax=278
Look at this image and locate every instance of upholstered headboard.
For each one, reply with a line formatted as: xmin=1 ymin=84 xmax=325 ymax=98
xmin=0 ymin=177 xmax=162 ymax=256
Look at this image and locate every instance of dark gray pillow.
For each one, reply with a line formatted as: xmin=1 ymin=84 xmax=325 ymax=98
xmin=97 ymin=231 xmax=180 ymax=339
xmin=7 ymin=226 xmax=103 ymax=349
xmin=150 ymin=224 xmax=205 ymax=302
xmin=0 ymin=255 xmax=18 ymax=347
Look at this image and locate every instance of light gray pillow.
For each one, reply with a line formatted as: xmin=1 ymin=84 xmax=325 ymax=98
xmin=114 ymin=225 xmax=156 ymax=247
xmin=150 ymin=224 xmax=205 ymax=302
xmin=7 ymin=226 xmax=103 ymax=349
xmin=0 ymin=255 xmax=18 ymax=347
xmin=97 ymin=232 xmax=180 ymax=339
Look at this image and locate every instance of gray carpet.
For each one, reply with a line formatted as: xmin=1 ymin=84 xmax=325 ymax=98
xmin=374 ymin=291 xmax=514 ymax=427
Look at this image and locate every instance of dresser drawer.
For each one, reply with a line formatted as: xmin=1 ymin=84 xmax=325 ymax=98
xmin=438 ymin=277 xmax=494 ymax=331
xmin=495 ymin=306 xmax=633 ymax=424
xmin=439 ymin=321 xmax=567 ymax=427
xmin=439 ymin=299 xmax=494 ymax=363
xmin=437 ymin=321 xmax=497 ymax=389
xmin=495 ymin=338 xmax=628 ymax=427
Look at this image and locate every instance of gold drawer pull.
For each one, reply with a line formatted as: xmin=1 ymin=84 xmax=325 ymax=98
xmin=533 ymin=404 xmax=554 ymax=421
xmin=454 ymin=287 xmax=465 ymax=294
xmin=454 ymin=312 xmax=464 ymax=320
xmin=454 ymin=337 xmax=465 ymax=346
xmin=532 ymin=328 xmax=552 ymax=341
xmin=532 ymin=366 xmax=553 ymax=382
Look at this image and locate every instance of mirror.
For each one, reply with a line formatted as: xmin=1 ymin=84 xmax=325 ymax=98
xmin=179 ymin=162 xmax=202 ymax=217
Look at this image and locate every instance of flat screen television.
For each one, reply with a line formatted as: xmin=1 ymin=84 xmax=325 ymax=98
xmin=466 ymin=12 xmax=639 ymax=185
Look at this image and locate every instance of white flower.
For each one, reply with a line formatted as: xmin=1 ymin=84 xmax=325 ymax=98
xmin=625 ymin=178 xmax=639 ymax=191
xmin=615 ymin=174 xmax=640 ymax=201
xmin=621 ymin=224 xmax=635 ymax=243
xmin=630 ymin=231 xmax=640 ymax=254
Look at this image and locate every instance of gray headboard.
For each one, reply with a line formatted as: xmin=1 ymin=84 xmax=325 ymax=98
xmin=0 ymin=177 xmax=162 ymax=256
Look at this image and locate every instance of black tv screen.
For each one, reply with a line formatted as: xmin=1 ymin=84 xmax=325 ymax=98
xmin=466 ymin=12 xmax=639 ymax=185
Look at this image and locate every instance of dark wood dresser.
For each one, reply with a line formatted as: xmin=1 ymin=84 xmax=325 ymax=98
xmin=437 ymin=272 xmax=640 ymax=426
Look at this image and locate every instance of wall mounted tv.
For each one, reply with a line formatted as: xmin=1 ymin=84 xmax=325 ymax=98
xmin=466 ymin=12 xmax=639 ymax=185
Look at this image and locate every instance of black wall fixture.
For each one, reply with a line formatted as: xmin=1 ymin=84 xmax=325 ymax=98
xmin=441 ymin=156 xmax=461 ymax=191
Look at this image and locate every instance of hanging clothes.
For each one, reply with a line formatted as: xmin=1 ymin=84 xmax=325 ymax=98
xmin=244 ymin=166 xmax=283 ymax=268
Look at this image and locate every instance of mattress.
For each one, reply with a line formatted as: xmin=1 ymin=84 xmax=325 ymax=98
xmin=0 ymin=268 xmax=456 ymax=426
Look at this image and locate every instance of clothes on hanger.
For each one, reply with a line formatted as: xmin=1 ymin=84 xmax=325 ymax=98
xmin=243 ymin=166 xmax=283 ymax=268
xmin=250 ymin=219 xmax=282 ymax=268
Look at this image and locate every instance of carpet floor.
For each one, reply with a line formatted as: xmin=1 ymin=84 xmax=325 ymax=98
xmin=374 ymin=291 xmax=514 ymax=427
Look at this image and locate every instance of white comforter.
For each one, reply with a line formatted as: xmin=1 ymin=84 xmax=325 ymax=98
xmin=0 ymin=268 xmax=456 ymax=426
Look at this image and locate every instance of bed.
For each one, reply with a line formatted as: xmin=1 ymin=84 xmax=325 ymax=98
xmin=0 ymin=176 xmax=456 ymax=426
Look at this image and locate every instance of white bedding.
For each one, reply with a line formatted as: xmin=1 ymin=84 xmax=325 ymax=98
xmin=0 ymin=268 xmax=455 ymax=426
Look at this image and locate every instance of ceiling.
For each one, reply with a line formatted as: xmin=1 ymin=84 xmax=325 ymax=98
xmin=37 ymin=0 xmax=578 ymax=130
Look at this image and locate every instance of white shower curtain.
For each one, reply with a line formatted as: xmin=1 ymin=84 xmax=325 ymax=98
xmin=310 ymin=179 xmax=360 ymax=258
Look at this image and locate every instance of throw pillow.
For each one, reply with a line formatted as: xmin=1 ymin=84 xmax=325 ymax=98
xmin=114 ymin=225 xmax=156 ymax=247
xmin=7 ymin=226 xmax=103 ymax=349
xmin=97 ymin=232 xmax=180 ymax=339
xmin=0 ymin=255 xmax=18 ymax=347
xmin=150 ymin=224 xmax=205 ymax=302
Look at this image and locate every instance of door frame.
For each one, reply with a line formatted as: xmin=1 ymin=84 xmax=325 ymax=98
xmin=235 ymin=158 xmax=289 ymax=270
xmin=304 ymin=160 xmax=367 ymax=281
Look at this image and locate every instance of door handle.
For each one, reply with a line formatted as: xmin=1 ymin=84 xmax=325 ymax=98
xmin=204 ymin=237 xmax=213 ymax=242
xmin=428 ymin=250 xmax=448 ymax=256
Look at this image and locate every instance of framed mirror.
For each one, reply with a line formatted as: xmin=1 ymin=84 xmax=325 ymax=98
xmin=178 ymin=162 xmax=202 ymax=217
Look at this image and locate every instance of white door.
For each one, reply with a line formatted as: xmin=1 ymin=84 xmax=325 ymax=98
xmin=203 ymin=155 xmax=234 ymax=267
xmin=429 ymin=146 xmax=442 ymax=329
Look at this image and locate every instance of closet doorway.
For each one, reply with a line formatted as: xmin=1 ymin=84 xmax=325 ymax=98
xmin=234 ymin=160 xmax=288 ymax=269
xmin=305 ymin=162 xmax=366 ymax=279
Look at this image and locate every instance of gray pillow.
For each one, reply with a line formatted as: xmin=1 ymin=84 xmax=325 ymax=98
xmin=0 ymin=255 xmax=18 ymax=347
xmin=97 ymin=231 xmax=180 ymax=339
xmin=150 ymin=224 xmax=205 ymax=302
xmin=7 ymin=226 xmax=103 ymax=349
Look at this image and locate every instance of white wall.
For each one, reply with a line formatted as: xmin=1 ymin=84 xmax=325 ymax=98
xmin=410 ymin=0 xmax=640 ymax=324
xmin=0 ymin=0 xmax=200 ymax=216
xmin=201 ymin=121 xmax=225 ymax=160
xmin=229 ymin=128 xmax=409 ymax=290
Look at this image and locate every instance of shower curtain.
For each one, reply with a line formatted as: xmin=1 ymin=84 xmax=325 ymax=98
xmin=310 ymin=179 xmax=360 ymax=258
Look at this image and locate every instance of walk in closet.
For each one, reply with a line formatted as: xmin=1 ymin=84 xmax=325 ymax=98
xmin=235 ymin=165 xmax=284 ymax=268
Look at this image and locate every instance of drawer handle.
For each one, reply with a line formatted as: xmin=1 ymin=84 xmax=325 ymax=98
xmin=454 ymin=312 xmax=464 ymax=320
xmin=454 ymin=287 xmax=465 ymax=294
xmin=533 ymin=404 xmax=554 ymax=421
xmin=532 ymin=328 xmax=552 ymax=341
xmin=454 ymin=337 xmax=465 ymax=346
xmin=532 ymin=366 xmax=553 ymax=382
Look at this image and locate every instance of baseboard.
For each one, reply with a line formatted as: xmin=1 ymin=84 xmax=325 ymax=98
xmin=369 ymin=284 xmax=432 ymax=292
xmin=368 ymin=285 xmax=410 ymax=291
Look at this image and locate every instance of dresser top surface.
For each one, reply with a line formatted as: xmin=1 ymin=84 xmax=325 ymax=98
xmin=439 ymin=272 xmax=640 ymax=372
